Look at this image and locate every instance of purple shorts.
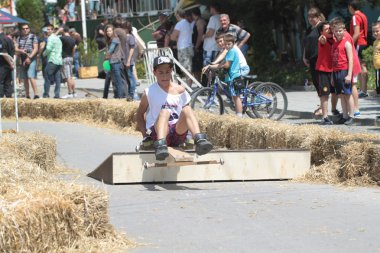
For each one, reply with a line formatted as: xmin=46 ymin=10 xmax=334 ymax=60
xmin=150 ymin=124 xmax=187 ymax=147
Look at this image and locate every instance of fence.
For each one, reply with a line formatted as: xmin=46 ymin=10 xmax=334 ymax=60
xmin=100 ymin=0 xmax=174 ymax=17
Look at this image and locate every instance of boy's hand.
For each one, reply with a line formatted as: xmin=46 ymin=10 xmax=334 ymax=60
xmin=202 ymin=65 xmax=209 ymax=74
xmin=319 ymin=35 xmax=326 ymax=45
xmin=344 ymin=75 xmax=352 ymax=84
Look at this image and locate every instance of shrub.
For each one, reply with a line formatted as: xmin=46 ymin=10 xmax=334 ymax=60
xmin=77 ymin=39 xmax=99 ymax=67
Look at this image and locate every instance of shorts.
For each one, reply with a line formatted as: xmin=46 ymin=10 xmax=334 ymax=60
xmin=149 ymin=123 xmax=187 ymax=147
xmin=61 ymin=57 xmax=73 ymax=80
xmin=317 ymin=71 xmax=333 ymax=97
xmin=178 ymin=47 xmax=194 ymax=73
xmin=241 ymin=65 xmax=250 ymax=76
xmin=19 ymin=58 xmax=37 ymax=79
xmin=192 ymin=49 xmax=203 ymax=72
xmin=356 ymin=45 xmax=368 ymax=62
xmin=333 ymin=70 xmax=352 ymax=95
xmin=228 ymin=76 xmax=243 ymax=97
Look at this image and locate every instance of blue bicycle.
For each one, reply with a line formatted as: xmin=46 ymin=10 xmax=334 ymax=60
xmin=190 ymin=69 xmax=288 ymax=120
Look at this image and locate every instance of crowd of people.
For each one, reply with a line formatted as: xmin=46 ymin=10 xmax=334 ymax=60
xmin=152 ymin=3 xmax=251 ymax=87
xmin=303 ymin=1 xmax=380 ymax=126
xmin=0 ymin=22 xmax=82 ymax=99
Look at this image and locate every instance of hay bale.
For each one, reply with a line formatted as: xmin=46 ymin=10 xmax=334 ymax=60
xmin=0 ymin=132 xmax=56 ymax=171
xmin=0 ymin=133 xmax=132 ymax=252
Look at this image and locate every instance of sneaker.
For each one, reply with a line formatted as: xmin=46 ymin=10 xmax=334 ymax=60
xmin=26 ymin=96 xmax=31 ymax=99
xmin=344 ymin=117 xmax=355 ymax=125
xmin=62 ymin=93 xmax=73 ymax=99
xmin=358 ymin=92 xmax=369 ymax=98
xmin=320 ymin=117 xmax=333 ymax=125
xmin=337 ymin=117 xmax=347 ymax=125
xmin=33 ymin=95 xmax=39 ymax=99
xmin=332 ymin=109 xmax=340 ymax=116
xmin=353 ymin=111 xmax=361 ymax=118
xmin=194 ymin=133 xmax=213 ymax=156
xmin=153 ymin=139 xmax=169 ymax=161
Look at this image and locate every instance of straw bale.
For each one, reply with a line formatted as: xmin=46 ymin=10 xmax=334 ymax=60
xmin=0 ymin=132 xmax=56 ymax=171
xmin=0 ymin=159 xmax=130 ymax=252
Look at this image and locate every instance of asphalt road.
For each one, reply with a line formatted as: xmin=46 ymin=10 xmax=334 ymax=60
xmin=3 ymin=120 xmax=380 ymax=253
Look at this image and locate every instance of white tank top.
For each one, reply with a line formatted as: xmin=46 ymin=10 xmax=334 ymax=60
xmin=145 ymin=82 xmax=191 ymax=129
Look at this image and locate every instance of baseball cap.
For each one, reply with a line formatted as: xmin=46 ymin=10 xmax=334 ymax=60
xmin=153 ymin=56 xmax=173 ymax=69
xmin=159 ymin=11 xmax=169 ymax=17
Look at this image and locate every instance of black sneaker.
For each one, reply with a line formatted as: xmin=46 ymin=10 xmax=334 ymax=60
xmin=194 ymin=133 xmax=213 ymax=156
xmin=344 ymin=117 xmax=355 ymax=125
xmin=337 ymin=117 xmax=347 ymax=125
xmin=34 ymin=95 xmax=39 ymax=99
xmin=321 ymin=117 xmax=333 ymax=125
xmin=154 ymin=139 xmax=169 ymax=161
xmin=358 ymin=92 xmax=369 ymax=98
xmin=332 ymin=109 xmax=340 ymax=116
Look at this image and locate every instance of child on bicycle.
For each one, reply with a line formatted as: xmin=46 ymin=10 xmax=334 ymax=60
xmin=136 ymin=56 xmax=213 ymax=160
xmin=203 ymin=34 xmax=248 ymax=117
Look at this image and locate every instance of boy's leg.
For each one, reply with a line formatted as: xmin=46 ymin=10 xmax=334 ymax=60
xmin=176 ymin=106 xmax=213 ymax=155
xmin=153 ymin=109 xmax=171 ymax=160
xmin=232 ymin=95 xmax=243 ymax=117
xmin=352 ymin=82 xmax=360 ymax=113
xmin=321 ymin=95 xmax=329 ymax=119
xmin=359 ymin=63 xmax=368 ymax=94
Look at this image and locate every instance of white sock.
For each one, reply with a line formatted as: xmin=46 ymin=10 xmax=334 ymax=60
xmin=236 ymin=113 xmax=243 ymax=118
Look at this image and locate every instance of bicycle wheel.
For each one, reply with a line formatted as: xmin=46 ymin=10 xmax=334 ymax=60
xmin=191 ymin=87 xmax=224 ymax=115
xmin=246 ymin=82 xmax=288 ymax=120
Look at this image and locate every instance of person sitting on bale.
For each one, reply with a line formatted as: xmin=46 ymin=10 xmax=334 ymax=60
xmin=136 ymin=56 xmax=213 ymax=160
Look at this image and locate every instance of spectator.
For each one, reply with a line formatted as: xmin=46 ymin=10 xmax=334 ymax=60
xmin=60 ymin=26 xmax=77 ymax=98
xmin=122 ymin=20 xmax=138 ymax=101
xmin=95 ymin=18 xmax=108 ymax=50
xmin=303 ymin=7 xmax=324 ymax=117
xmin=152 ymin=12 xmax=170 ymax=48
xmin=203 ymin=3 xmax=221 ymax=66
xmin=105 ymin=24 xmax=126 ymax=98
xmin=171 ymin=9 xmax=193 ymax=81
xmin=0 ymin=24 xmax=15 ymax=98
xmin=373 ymin=21 xmax=380 ymax=95
xmin=69 ymin=27 xmax=81 ymax=78
xmin=216 ymin=13 xmax=251 ymax=56
xmin=65 ymin=0 xmax=76 ymax=21
xmin=39 ymin=27 xmax=50 ymax=98
xmin=112 ymin=16 xmax=128 ymax=96
xmin=348 ymin=0 xmax=369 ymax=98
xmin=15 ymin=23 xmax=39 ymax=99
xmin=43 ymin=24 xmax=63 ymax=99
xmin=191 ymin=7 xmax=206 ymax=82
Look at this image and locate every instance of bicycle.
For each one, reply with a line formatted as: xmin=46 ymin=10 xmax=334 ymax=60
xmin=190 ymin=69 xmax=288 ymax=120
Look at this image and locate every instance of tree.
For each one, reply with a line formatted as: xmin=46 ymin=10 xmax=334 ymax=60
xmin=16 ymin=0 xmax=44 ymax=36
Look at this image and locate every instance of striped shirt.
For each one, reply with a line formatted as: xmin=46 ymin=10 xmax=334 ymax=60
xmin=17 ymin=33 xmax=38 ymax=59
xmin=216 ymin=24 xmax=249 ymax=44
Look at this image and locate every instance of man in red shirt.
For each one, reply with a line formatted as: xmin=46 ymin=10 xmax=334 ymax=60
xmin=348 ymin=0 xmax=369 ymax=98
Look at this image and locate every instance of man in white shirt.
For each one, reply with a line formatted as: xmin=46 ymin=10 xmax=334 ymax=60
xmin=171 ymin=9 xmax=194 ymax=74
xmin=202 ymin=3 xmax=221 ymax=66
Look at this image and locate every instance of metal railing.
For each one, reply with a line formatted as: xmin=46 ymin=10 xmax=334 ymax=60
xmin=143 ymin=42 xmax=202 ymax=93
xmin=100 ymin=0 xmax=173 ymax=17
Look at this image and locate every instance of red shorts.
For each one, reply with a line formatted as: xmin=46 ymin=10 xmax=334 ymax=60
xmin=150 ymin=124 xmax=187 ymax=147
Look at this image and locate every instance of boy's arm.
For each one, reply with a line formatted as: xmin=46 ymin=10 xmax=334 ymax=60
xmin=136 ymin=92 xmax=149 ymax=137
xmin=211 ymin=49 xmax=227 ymax=64
xmin=345 ymin=41 xmax=354 ymax=82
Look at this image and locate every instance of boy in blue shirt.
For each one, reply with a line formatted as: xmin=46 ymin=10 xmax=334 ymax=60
xmin=203 ymin=34 xmax=244 ymax=117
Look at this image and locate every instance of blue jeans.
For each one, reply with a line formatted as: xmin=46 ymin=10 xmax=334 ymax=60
xmin=73 ymin=50 xmax=80 ymax=78
xmin=89 ymin=0 xmax=100 ymax=12
xmin=126 ymin=65 xmax=137 ymax=99
xmin=44 ymin=62 xmax=62 ymax=98
xmin=110 ymin=62 xmax=126 ymax=98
